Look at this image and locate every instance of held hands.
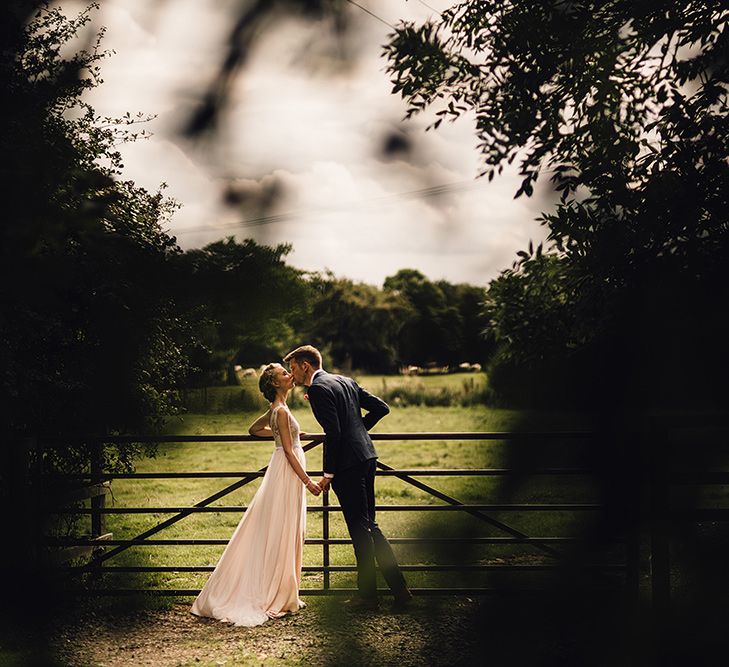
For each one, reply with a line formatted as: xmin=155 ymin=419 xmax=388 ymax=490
xmin=318 ymin=476 xmax=331 ymax=493
xmin=305 ymin=478 xmax=322 ymax=496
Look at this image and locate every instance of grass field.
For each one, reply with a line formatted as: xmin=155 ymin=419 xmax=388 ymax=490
xmin=181 ymin=372 xmax=490 ymax=413
xmin=356 ymin=371 xmax=487 ymax=390
xmin=70 ymin=402 xmax=617 ymax=599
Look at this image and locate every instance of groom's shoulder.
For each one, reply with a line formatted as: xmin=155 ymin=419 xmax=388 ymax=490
xmin=312 ymin=371 xmax=336 ymax=387
xmin=315 ymin=372 xmax=355 ymax=388
xmin=331 ymin=372 xmax=356 ymax=384
xmin=316 ymin=371 xmax=342 ymax=384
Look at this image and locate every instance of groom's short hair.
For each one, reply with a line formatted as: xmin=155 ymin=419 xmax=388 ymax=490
xmin=284 ymin=345 xmax=322 ymax=369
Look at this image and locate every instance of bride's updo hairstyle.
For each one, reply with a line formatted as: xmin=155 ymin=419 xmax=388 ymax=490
xmin=258 ymin=363 xmax=281 ymax=402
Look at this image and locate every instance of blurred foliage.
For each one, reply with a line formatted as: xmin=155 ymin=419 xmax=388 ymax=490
xmin=180 ymin=0 xmax=352 ymax=139
xmin=386 ymin=1 xmax=729 ymax=409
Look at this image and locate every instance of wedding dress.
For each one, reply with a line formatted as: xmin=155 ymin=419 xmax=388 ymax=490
xmin=191 ymin=404 xmax=307 ymax=626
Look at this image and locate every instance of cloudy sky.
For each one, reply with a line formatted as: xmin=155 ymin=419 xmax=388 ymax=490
xmin=61 ymin=0 xmax=553 ymax=286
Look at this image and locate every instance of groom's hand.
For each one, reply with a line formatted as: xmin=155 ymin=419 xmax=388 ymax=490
xmin=318 ymin=476 xmax=331 ymax=492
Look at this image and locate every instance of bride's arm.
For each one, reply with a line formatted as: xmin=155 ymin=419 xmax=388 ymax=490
xmin=248 ymin=409 xmax=273 ymax=437
xmin=276 ymin=409 xmax=320 ymax=495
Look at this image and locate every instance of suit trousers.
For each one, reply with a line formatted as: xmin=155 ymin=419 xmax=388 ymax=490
xmin=331 ymin=458 xmax=407 ymax=599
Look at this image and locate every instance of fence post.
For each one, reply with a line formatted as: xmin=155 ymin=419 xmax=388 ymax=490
xmin=90 ymin=441 xmax=105 ymax=539
xmin=322 ymin=489 xmax=330 ymax=593
xmin=90 ymin=440 xmax=106 ymax=577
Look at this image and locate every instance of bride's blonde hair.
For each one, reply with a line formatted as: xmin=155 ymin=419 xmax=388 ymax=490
xmin=258 ymin=363 xmax=282 ymax=402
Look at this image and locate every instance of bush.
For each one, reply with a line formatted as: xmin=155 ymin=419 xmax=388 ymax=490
xmin=379 ymin=378 xmax=491 ymax=408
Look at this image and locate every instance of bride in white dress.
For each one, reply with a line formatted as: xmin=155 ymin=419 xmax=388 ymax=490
xmin=191 ymin=363 xmax=321 ymax=627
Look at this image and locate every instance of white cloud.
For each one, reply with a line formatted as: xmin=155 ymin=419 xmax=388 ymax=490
xmin=64 ymin=0 xmax=553 ymax=286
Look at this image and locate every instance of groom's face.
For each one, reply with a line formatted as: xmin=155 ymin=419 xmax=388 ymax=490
xmin=289 ymin=358 xmax=307 ymax=386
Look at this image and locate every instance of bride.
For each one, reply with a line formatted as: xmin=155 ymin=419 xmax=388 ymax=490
xmin=191 ymin=363 xmax=321 ymax=626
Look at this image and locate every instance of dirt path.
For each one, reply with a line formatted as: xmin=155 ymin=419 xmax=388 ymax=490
xmin=49 ymin=597 xmax=482 ymax=667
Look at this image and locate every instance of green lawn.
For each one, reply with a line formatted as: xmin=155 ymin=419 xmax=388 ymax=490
xmin=75 ymin=404 xmax=611 ymax=597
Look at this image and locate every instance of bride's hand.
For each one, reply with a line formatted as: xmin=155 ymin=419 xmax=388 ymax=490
xmin=305 ymin=479 xmax=321 ymax=496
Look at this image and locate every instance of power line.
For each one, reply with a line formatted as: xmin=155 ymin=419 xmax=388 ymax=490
xmin=345 ymin=0 xmax=442 ymax=30
xmin=344 ymin=0 xmax=396 ymax=29
xmin=174 ymin=179 xmax=487 ymax=235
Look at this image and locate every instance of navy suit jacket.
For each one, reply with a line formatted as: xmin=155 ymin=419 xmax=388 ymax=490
xmin=307 ymin=371 xmax=389 ymax=475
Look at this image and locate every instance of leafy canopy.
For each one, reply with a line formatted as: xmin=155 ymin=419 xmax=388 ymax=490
xmin=385 ymin=2 xmax=728 ymax=407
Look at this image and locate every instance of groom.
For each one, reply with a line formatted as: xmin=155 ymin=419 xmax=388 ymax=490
xmin=284 ymin=345 xmax=412 ymax=610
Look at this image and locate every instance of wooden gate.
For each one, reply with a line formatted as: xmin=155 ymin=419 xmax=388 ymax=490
xmin=40 ymin=430 xmax=638 ymax=597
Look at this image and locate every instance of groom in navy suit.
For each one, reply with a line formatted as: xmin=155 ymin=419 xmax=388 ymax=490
xmin=284 ymin=345 xmax=412 ymax=609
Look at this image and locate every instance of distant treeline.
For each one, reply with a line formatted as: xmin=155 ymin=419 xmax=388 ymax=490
xmin=177 ymin=241 xmax=492 ymax=385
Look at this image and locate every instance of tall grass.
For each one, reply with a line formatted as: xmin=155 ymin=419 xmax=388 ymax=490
xmin=180 ymin=373 xmax=491 ymax=413
xmin=373 ymin=375 xmax=490 ymax=407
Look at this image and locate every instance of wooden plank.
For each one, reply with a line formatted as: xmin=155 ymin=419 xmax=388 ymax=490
xmin=49 ymin=482 xmax=111 ymax=505
xmin=51 ymin=533 xmax=113 ymax=565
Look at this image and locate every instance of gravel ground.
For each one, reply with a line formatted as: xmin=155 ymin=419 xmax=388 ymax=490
xmin=47 ymin=596 xmax=483 ymax=667
xmin=1 ymin=582 xmax=657 ymax=666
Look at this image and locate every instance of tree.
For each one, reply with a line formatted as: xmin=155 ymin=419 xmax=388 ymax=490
xmin=386 ymin=12 xmax=729 ymax=660
xmin=384 ymin=269 xmax=448 ymax=366
xmin=385 ymin=2 xmax=729 ymax=408
xmin=306 ymin=273 xmax=411 ymax=373
xmin=0 ymin=3 xmax=196 ymax=436
xmin=436 ymin=279 xmax=492 ymax=365
xmin=0 ymin=1 xmax=213 ymax=642
xmin=174 ymin=238 xmax=313 ymax=384
xmin=384 ymin=269 xmax=489 ymax=367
